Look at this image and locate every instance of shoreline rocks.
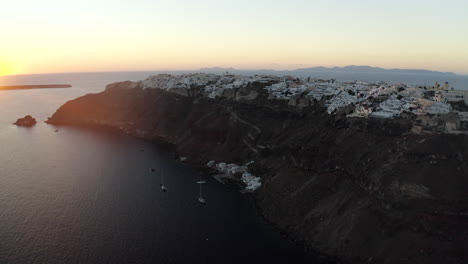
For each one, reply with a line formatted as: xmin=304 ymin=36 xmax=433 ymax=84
xmin=14 ymin=115 xmax=37 ymax=127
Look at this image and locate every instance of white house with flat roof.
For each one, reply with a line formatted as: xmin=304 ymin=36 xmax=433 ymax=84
xmin=444 ymin=90 xmax=468 ymax=104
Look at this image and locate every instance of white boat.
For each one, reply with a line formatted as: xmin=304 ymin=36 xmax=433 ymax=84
xmin=198 ymin=197 xmax=206 ymax=204
xmin=150 ymin=167 xmax=166 ymax=192
xmin=160 ymin=169 xmax=167 ymax=192
xmin=197 ymin=180 xmax=206 ymax=204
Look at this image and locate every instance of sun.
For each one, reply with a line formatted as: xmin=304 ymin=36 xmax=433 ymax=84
xmin=0 ymin=63 xmax=15 ymax=75
xmin=0 ymin=65 xmax=7 ymax=75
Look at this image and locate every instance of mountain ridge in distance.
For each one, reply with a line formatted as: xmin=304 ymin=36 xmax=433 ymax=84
xmin=200 ymin=65 xmax=456 ymax=76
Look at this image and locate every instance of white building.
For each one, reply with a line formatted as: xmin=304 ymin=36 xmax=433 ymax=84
xmin=457 ymin=112 xmax=468 ymax=122
xmin=444 ymin=90 xmax=468 ymax=104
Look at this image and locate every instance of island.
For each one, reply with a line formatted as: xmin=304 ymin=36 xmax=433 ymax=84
xmin=0 ymin=84 xmax=72 ymax=90
xmin=47 ymin=73 xmax=468 ymax=264
xmin=14 ymin=115 xmax=37 ymax=127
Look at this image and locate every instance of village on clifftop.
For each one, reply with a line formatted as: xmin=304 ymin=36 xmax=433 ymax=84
xmin=137 ymin=73 xmax=468 ymax=135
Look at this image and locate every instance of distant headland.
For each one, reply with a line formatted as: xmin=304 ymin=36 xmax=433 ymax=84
xmin=200 ymin=65 xmax=457 ymax=76
xmin=0 ymin=84 xmax=72 ymax=91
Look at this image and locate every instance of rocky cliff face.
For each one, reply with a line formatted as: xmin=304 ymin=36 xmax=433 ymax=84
xmin=47 ymin=79 xmax=467 ymax=264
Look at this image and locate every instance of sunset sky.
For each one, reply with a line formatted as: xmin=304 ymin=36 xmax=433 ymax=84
xmin=1 ymin=0 xmax=467 ymax=75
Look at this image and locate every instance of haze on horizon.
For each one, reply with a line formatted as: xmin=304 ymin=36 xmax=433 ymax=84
xmin=1 ymin=0 xmax=467 ymax=76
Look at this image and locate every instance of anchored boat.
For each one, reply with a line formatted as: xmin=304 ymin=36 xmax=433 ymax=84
xmin=150 ymin=167 xmax=167 ymax=192
xmin=197 ymin=180 xmax=206 ymax=204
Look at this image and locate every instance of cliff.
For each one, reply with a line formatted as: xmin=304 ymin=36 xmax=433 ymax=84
xmin=47 ymin=75 xmax=467 ymax=264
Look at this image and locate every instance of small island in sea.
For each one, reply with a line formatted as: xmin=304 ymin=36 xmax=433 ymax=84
xmin=14 ymin=115 xmax=37 ymax=127
xmin=0 ymin=84 xmax=72 ymax=90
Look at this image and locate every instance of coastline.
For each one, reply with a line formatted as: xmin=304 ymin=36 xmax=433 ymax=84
xmin=45 ymin=75 xmax=468 ymax=264
xmin=0 ymin=84 xmax=72 ymax=90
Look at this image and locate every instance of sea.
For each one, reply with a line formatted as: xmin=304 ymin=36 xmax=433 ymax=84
xmin=0 ymin=71 xmax=467 ymax=264
xmin=0 ymin=72 xmax=317 ymax=264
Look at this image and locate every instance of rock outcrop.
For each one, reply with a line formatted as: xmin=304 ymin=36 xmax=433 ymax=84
xmin=14 ymin=115 xmax=37 ymax=127
xmin=47 ymin=76 xmax=467 ymax=264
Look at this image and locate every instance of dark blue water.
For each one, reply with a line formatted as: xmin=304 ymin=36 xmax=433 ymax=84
xmin=0 ymin=73 xmax=315 ymax=264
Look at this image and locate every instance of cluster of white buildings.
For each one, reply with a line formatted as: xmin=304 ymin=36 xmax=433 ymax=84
xmin=142 ymin=73 xmax=468 ymax=121
xmin=138 ymin=74 xmax=468 ymax=191
xmin=206 ymin=160 xmax=261 ymax=192
xmin=142 ymin=73 xmax=275 ymax=99
xmin=141 ymin=73 xmax=468 ymax=126
xmin=301 ymin=80 xmax=462 ymax=118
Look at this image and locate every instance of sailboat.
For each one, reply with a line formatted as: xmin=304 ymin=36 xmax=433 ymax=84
xmin=150 ymin=167 xmax=167 ymax=192
xmin=196 ymin=180 xmax=206 ymax=204
xmin=160 ymin=168 xmax=167 ymax=192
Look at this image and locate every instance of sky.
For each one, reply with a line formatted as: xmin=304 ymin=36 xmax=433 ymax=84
xmin=0 ymin=0 xmax=467 ymax=75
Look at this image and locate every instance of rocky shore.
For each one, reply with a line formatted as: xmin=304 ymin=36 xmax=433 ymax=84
xmin=47 ymin=74 xmax=467 ymax=264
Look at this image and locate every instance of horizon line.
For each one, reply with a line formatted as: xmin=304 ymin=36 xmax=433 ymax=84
xmin=1 ymin=65 xmax=467 ymax=77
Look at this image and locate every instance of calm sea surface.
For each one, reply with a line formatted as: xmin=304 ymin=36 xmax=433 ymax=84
xmin=0 ymin=72 xmax=317 ymax=264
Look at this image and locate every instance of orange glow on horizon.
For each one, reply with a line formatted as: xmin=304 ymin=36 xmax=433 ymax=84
xmin=1 ymin=1 xmax=467 ymax=76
